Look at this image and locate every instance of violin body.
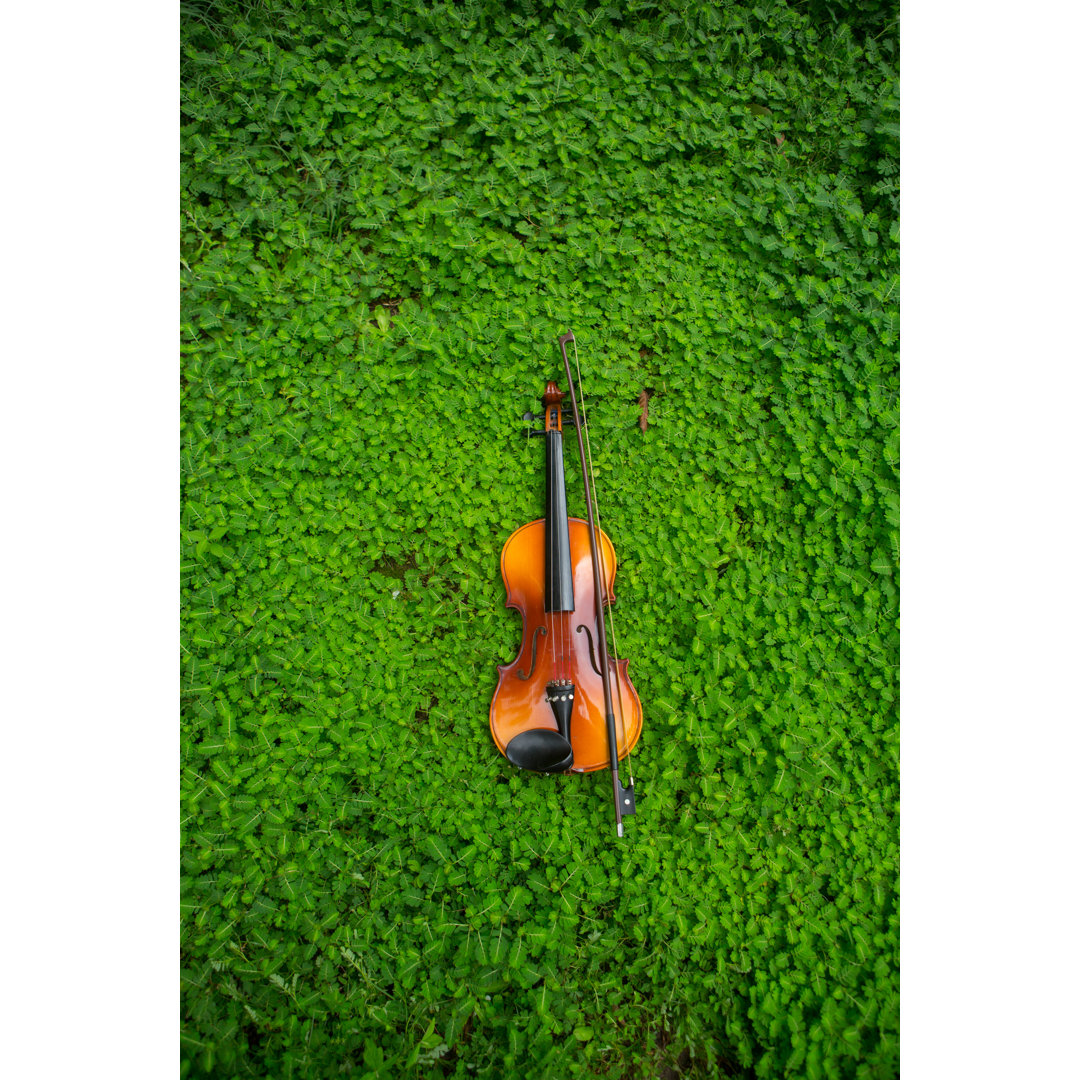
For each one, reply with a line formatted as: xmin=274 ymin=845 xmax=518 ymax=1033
xmin=490 ymin=517 xmax=643 ymax=773
xmin=489 ymin=377 xmax=642 ymax=783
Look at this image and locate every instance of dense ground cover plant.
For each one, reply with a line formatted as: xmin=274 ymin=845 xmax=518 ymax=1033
xmin=181 ymin=2 xmax=898 ymax=1076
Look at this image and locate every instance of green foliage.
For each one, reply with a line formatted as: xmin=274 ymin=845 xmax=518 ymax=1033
xmin=181 ymin=2 xmax=898 ymax=1077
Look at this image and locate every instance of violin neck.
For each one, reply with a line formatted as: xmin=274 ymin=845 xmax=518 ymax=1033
xmin=545 ymin=429 xmax=575 ymax=613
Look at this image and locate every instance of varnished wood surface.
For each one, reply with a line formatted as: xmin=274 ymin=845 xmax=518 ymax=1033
xmin=490 ymin=517 xmax=643 ymax=773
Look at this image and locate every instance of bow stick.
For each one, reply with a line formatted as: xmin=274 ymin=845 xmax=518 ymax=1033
xmin=557 ymin=331 xmax=637 ymax=836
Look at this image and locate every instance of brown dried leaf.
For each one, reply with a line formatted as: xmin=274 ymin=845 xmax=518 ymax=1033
xmin=638 ymin=390 xmax=650 ymax=432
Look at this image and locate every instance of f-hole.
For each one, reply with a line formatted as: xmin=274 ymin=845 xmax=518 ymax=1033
xmin=517 ymin=626 xmax=547 ymax=680
xmin=575 ymin=624 xmax=603 ymax=677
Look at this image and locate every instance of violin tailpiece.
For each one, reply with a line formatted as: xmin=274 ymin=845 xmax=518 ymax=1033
xmin=545 ymin=680 xmax=576 ymax=743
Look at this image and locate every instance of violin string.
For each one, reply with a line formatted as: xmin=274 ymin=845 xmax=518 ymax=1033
xmin=546 ymin=422 xmax=556 ymax=684
xmin=561 ymin=423 xmax=570 ymax=682
xmin=562 ymin=425 xmax=571 ymax=685
xmin=562 ymin=434 xmax=569 ymax=683
xmin=570 ymin=336 xmax=635 ymax=785
xmin=553 ymin=420 xmax=564 ymax=684
xmin=564 ymin=415 xmax=572 ymax=685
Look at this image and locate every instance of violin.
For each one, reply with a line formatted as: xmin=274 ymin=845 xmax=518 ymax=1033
xmin=489 ymin=332 xmax=642 ymax=835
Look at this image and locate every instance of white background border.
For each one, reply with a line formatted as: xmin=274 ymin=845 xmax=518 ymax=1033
xmin=903 ymin=2 xmax=1078 ymax=1075
xmin=4 ymin=3 xmax=177 ymax=1076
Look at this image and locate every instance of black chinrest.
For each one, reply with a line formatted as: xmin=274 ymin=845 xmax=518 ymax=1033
xmin=505 ymin=728 xmax=574 ymax=773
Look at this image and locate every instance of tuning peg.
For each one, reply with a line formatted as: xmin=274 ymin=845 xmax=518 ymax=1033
xmin=522 ymin=427 xmax=546 ymax=439
xmin=523 ymin=411 xmax=537 ymax=422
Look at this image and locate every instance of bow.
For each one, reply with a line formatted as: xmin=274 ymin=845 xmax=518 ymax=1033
xmin=557 ymin=331 xmax=637 ymax=836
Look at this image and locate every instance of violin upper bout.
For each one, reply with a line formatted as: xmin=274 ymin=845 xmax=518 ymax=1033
xmin=499 ymin=519 xmax=547 ymax=609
